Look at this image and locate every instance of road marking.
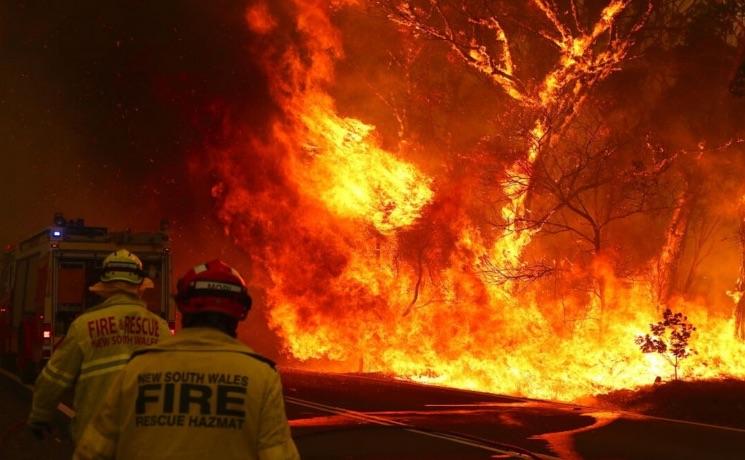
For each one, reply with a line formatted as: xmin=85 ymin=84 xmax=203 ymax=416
xmin=285 ymin=395 xmax=558 ymax=460
xmin=0 ymin=367 xmax=76 ymax=418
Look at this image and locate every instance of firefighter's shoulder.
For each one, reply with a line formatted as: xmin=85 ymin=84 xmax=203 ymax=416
xmin=239 ymin=351 xmax=276 ymax=371
xmin=128 ymin=343 xmax=277 ymax=371
xmin=228 ymin=338 xmax=277 ymax=371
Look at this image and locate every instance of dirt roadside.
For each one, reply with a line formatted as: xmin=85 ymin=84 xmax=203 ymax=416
xmin=594 ymin=379 xmax=745 ymax=429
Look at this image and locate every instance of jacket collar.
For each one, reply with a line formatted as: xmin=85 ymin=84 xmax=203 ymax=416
xmin=160 ymin=327 xmax=255 ymax=354
xmin=129 ymin=327 xmax=273 ymax=368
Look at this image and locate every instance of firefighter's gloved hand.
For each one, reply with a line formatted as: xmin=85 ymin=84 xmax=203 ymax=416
xmin=28 ymin=421 xmax=53 ymax=440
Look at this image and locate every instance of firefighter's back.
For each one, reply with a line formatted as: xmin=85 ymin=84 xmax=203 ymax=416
xmin=69 ymin=294 xmax=170 ymax=439
xmin=75 ymin=260 xmax=298 ymax=460
xmin=113 ymin=327 xmax=291 ymax=460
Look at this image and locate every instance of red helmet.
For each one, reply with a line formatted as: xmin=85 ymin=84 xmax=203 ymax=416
xmin=175 ymin=260 xmax=252 ymax=320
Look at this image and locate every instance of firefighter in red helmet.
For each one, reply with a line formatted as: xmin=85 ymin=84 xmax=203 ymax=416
xmin=74 ymin=260 xmax=300 ymax=460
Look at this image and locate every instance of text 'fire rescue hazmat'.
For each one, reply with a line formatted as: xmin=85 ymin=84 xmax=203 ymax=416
xmin=28 ymin=249 xmax=170 ymax=442
xmin=74 ymin=260 xmax=300 ymax=460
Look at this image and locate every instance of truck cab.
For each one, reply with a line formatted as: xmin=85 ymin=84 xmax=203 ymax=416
xmin=0 ymin=214 xmax=174 ymax=382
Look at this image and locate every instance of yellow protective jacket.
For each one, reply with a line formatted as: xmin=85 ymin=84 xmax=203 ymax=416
xmin=74 ymin=327 xmax=300 ymax=460
xmin=29 ymin=293 xmax=171 ymax=442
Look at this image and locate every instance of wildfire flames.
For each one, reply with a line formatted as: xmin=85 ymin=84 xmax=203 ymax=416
xmin=210 ymin=0 xmax=745 ymax=401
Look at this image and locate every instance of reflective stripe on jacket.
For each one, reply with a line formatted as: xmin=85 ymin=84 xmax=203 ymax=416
xmin=74 ymin=327 xmax=300 ymax=460
xmin=29 ymin=293 xmax=171 ymax=442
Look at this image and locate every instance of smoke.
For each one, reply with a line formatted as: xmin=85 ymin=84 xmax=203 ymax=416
xmin=0 ymin=0 xmax=277 ymax=257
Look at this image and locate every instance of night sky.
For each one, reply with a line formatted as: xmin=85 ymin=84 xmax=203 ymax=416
xmin=1 ymin=1 xmax=284 ymax=354
xmin=1 ymin=1 xmax=274 ymax=261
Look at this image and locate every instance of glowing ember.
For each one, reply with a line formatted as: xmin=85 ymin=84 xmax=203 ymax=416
xmin=245 ymin=1 xmax=277 ymax=35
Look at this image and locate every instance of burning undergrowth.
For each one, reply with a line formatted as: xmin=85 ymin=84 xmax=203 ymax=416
xmin=207 ymin=0 xmax=745 ymax=400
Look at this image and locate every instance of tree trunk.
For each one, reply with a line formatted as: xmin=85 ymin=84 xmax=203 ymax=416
xmin=655 ymin=176 xmax=698 ymax=307
xmin=734 ymin=203 xmax=745 ymax=340
xmin=735 ymin=296 xmax=745 ymax=340
xmin=593 ymin=227 xmax=606 ymax=337
xmin=596 ymin=276 xmax=607 ymax=338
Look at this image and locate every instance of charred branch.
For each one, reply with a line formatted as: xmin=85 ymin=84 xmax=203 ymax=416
xmin=498 ymin=113 xmax=672 ymax=256
xmin=478 ymin=256 xmax=555 ymax=285
xmin=376 ymin=0 xmax=652 ymax=110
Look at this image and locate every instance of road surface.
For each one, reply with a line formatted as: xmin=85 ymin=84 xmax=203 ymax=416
xmin=2 ymin=367 xmax=744 ymax=459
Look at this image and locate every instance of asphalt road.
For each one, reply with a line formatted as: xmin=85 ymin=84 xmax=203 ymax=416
xmin=282 ymin=370 xmax=745 ymax=460
xmin=2 ymin=368 xmax=745 ymax=459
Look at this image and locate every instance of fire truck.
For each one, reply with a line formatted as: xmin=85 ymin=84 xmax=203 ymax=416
xmin=0 ymin=214 xmax=174 ymax=382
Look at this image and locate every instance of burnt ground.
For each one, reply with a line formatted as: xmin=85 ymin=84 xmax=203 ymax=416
xmin=595 ymin=378 xmax=745 ymax=429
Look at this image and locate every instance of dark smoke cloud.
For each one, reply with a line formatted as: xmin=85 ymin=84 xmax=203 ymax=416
xmin=0 ymin=0 xmax=274 ymax=255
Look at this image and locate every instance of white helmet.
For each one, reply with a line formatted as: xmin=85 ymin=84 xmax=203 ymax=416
xmin=100 ymin=249 xmax=145 ymax=285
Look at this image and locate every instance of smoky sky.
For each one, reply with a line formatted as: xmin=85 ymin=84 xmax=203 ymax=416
xmin=0 ymin=1 xmax=275 ymax=256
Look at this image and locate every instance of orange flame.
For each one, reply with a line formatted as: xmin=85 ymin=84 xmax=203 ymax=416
xmin=295 ymin=111 xmax=433 ymax=234
xmin=210 ymin=1 xmax=745 ymax=402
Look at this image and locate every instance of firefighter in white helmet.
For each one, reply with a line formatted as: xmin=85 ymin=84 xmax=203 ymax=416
xmin=74 ymin=260 xmax=299 ymax=460
xmin=28 ymin=249 xmax=171 ymax=443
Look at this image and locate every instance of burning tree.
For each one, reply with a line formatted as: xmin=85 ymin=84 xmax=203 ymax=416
xmin=206 ymin=0 xmax=745 ymax=401
xmin=651 ymin=141 xmax=743 ymax=308
xmin=733 ymin=199 xmax=745 ymax=340
xmin=635 ymin=308 xmax=696 ymax=381
xmin=376 ymin=0 xmax=652 ymax=111
xmin=508 ymin=114 xmax=671 ymax=256
xmin=376 ymin=0 xmax=652 ymax=235
xmin=482 ymin=110 xmax=674 ymax=334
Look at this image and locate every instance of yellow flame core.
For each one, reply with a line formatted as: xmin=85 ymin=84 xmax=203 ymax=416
xmin=265 ymin=1 xmax=434 ymax=235
xmin=299 ymin=109 xmax=434 ymax=234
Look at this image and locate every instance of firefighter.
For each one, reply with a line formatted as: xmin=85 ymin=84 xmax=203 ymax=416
xmin=74 ymin=260 xmax=299 ymax=460
xmin=28 ymin=249 xmax=171 ymax=443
